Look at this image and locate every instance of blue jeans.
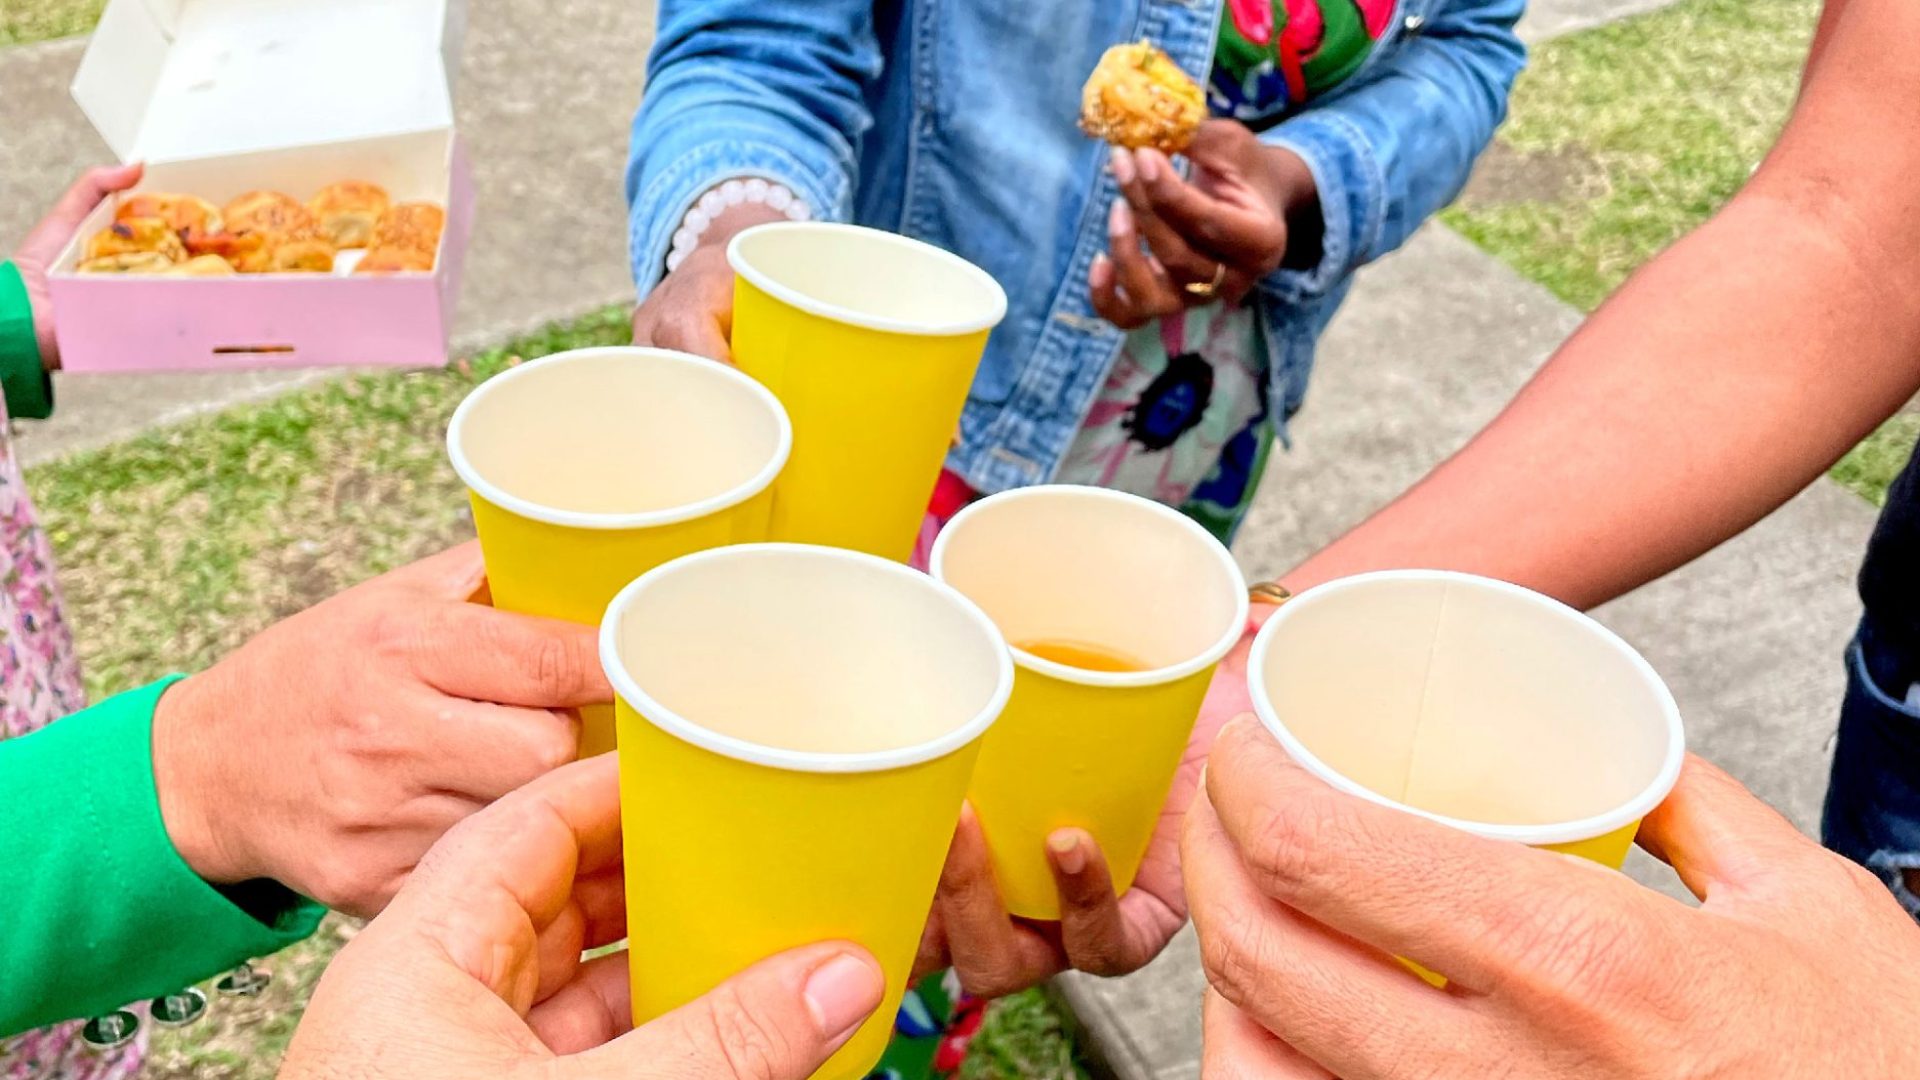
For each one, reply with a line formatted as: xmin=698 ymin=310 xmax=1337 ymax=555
xmin=1824 ymin=618 xmax=1920 ymax=918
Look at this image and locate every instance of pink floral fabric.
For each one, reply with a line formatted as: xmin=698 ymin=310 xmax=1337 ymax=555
xmin=0 ymin=412 xmax=144 ymax=1079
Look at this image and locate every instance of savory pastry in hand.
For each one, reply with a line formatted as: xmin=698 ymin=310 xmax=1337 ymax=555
xmin=165 ymin=254 xmax=237 ymax=276
xmin=85 ymin=217 xmax=187 ymax=263
xmin=351 ymin=244 xmax=436 ymax=274
xmin=77 ymin=251 xmax=176 ymax=274
xmin=308 ymin=180 xmax=391 ymax=249
xmin=116 ymin=192 xmax=221 ymax=237
xmin=1080 ymin=40 xmax=1206 ymax=154
xmin=223 ymin=190 xmax=316 ymax=238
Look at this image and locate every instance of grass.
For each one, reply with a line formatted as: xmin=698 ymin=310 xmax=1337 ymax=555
xmin=0 ymin=0 xmax=103 ymax=45
xmin=1444 ymin=0 xmax=1917 ymax=504
xmin=25 ymin=305 xmax=1085 ymax=1078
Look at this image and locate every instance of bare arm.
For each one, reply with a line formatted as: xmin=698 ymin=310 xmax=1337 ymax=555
xmin=1280 ymin=0 xmax=1920 ymax=609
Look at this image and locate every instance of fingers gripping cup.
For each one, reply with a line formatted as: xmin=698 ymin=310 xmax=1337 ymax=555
xmin=1248 ymin=571 xmax=1686 ymax=983
xmin=602 ymin=544 xmax=1013 ymax=1080
xmin=931 ymin=485 xmax=1248 ymax=919
xmin=447 ymin=347 xmax=791 ymax=758
xmin=727 ymin=222 xmax=1008 ymax=562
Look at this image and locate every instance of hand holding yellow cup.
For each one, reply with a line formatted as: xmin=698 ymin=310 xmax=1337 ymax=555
xmin=1247 ymin=570 xmax=1686 ymax=984
xmin=930 ymin=485 xmax=1248 ymax=920
xmin=728 ymin=222 xmax=1007 ymax=562
xmin=602 ymin=543 xmax=1013 ymax=1080
xmin=446 ymin=346 xmax=790 ymax=757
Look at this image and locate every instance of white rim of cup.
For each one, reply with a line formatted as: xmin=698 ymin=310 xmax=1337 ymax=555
xmin=446 ymin=346 xmax=793 ymax=531
xmin=929 ymin=484 xmax=1251 ymax=689
xmin=726 ymin=222 xmax=1010 ymax=337
xmin=599 ymin=542 xmax=1016 ymax=774
xmin=1247 ymin=569 xmax=1687 ymax=846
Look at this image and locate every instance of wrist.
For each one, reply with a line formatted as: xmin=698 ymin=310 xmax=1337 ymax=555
xmin=1260 ymin=146 xmax=1324 ymax=271
xmin=667 ymin=178 xmax=811 ymax=273
xmin=151 ymin=672 xmax=252 ymax=884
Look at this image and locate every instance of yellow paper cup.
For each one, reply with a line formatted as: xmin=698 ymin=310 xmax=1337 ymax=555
xmin=728 ymin=222 xmax=1008 ymax=562
xmin=1248 ymin=571 xmax=1686 ymax=983
xmin=447 ymin=347 xmax=791 ymax=758
xmin=602 ymin=543 xmax=1013 ymax=1080
xmin=930 ymin=485 xmax=1248 ymax=919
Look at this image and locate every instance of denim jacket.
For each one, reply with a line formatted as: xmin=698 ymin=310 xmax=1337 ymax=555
xmin=627 ymin=0 xmax=1526 ymax=495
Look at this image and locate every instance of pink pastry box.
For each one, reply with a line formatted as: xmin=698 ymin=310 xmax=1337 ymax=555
xmin=48 ymin=0 xmax=474 ymax=373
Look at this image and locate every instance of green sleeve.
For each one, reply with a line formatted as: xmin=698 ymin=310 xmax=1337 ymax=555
xmin=0 ymin=261 xmax=53 ymax=421
xmin=0 ymin=677 xmax=324 ymax=1035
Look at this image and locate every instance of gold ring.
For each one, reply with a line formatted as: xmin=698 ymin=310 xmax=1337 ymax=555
xmin=1184 ymin=262 xmax=1226 ymax=299
xmin=1248 ymin=580 xmax=1293 ymax=606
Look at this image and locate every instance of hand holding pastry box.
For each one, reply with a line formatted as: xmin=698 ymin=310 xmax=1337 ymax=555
xmin=45 ymin=0 xmax=471 ymax=372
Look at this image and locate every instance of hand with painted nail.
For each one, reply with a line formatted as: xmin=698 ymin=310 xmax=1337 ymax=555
xmin=1183 ymin=715 xmax=1920 ymax=1079
xmin=283 ymin=754 xmax=887 ymax=1080
xmin=1090 ymin=120 xmax=1320 ymax=330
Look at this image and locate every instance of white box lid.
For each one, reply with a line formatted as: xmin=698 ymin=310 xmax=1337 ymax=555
xmin=72 ymin=0 xmax=465 ymax=165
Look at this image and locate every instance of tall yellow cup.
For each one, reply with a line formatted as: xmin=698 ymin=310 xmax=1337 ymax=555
xmin=930 ymin=485 xmax=1248 ymax=919
xmin=1248 ymin=571 xmax=1686 ymax=983
xmin=446 ymin=347 xmax=791 ymax=758
xmin=727 ymin=222 xmax=1008 ymax=562
xmin=601 ymin=544 xmax=1013 ymax=1080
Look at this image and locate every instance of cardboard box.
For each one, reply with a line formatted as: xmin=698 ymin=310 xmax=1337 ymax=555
xmin=48 ymin=0 xmax=474 ymax=372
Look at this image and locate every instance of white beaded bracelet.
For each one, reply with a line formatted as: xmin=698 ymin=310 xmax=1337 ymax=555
xmin=666 ymin=177 xmax=812 ymax=272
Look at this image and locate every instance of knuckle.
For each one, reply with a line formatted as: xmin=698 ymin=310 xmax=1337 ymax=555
xmin=527 ymin=632 xmax=584 ymax=704
xmin=1494 ymin=892 xmax=1643 ymax=998
xmin=705 ymin=982 xmax=796 ymax=1080
xmin=1239 ymin=795 xmax=1332 ymax=898
xmin=1196 ymin=902 xmax=1272 ymax=1005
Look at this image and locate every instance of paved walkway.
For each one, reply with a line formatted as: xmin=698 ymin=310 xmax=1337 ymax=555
xmin=0 ymin=0 xmax=657 ymax=463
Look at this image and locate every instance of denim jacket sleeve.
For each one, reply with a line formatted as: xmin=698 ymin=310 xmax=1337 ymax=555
xmin=625 ymin=0 xmax=883 ymax=293
xmin=1259 ymin=0 xmax=1526 ymax=303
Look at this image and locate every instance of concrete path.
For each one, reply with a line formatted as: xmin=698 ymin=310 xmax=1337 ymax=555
xmin=0 ymin=0 xmax=656 ymax=463
xmin=1058 ymin=224 xmax=1877 ymax=1080
xmin=1517 ymin=0 xmax=1685 ymax=42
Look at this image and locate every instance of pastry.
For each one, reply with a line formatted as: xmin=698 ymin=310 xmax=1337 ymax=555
xmin=367 ymin=202 xmax=445 ymax=259
xmin=116 ymin=192 xmax=221 ymax=237
xmin=351 ymin=245 xmax=435 ymax=274
xmin=85 ymin=217 xmax=187 ymax=263
xmin=77 ymin=251 xmax=176 ymax=274
xmin=185 ymin=228 xmax=271 ymax=273
xmin=222 ymin=190 xmax=316 ymax=239
xmin=165 ymin=254 xmax=237 ymax=276
xmin=1079 ymin=40 xmax=1206 ymax=154
xmin=269 ymin=236 xmax=337 ymax=273
xmin=308 ymin=181 xmax=391 ymax=249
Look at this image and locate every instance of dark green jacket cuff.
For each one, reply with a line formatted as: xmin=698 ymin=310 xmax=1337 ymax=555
xmin=0 ymin=677 xmax=324 ymax=1035
xmin=0 ymin=261 xmax=53 ymax=421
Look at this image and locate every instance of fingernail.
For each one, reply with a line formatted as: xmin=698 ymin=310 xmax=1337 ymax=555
xmin=804 ymin=953 xmax=884 ymax=1040
xmin=1090 ymin=253 xmax=1112 ymax=286
xmin=1049 ymin=831 xmax=1088 ymax=876
xmin=1137 ymin=151 xmax=1161 ymax=184
xmin=1109 ymin=147 xmax=1136 ymax=185
xmin=1110 ymin=199 xmax=1133 ymax=236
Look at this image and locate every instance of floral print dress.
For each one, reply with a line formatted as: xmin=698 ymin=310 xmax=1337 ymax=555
xmin=0 ymin=412 xmax=144 ymax=1079
xmin=885 ymin=5 xmax=1396 ymax=1077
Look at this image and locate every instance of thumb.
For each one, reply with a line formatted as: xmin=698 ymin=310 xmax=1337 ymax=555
xmin=564 ymin=942 xmax=885 ymax=1080
xmin=1636 ymin=754 xmax=1819 ymax=905
xmin=1182 ymin=119 xmax=1254 ymax=173
xmin=382 ymin=540 xmax=488 ymax=598
xmin=19 ymin=163 xmax=145 ymax=263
